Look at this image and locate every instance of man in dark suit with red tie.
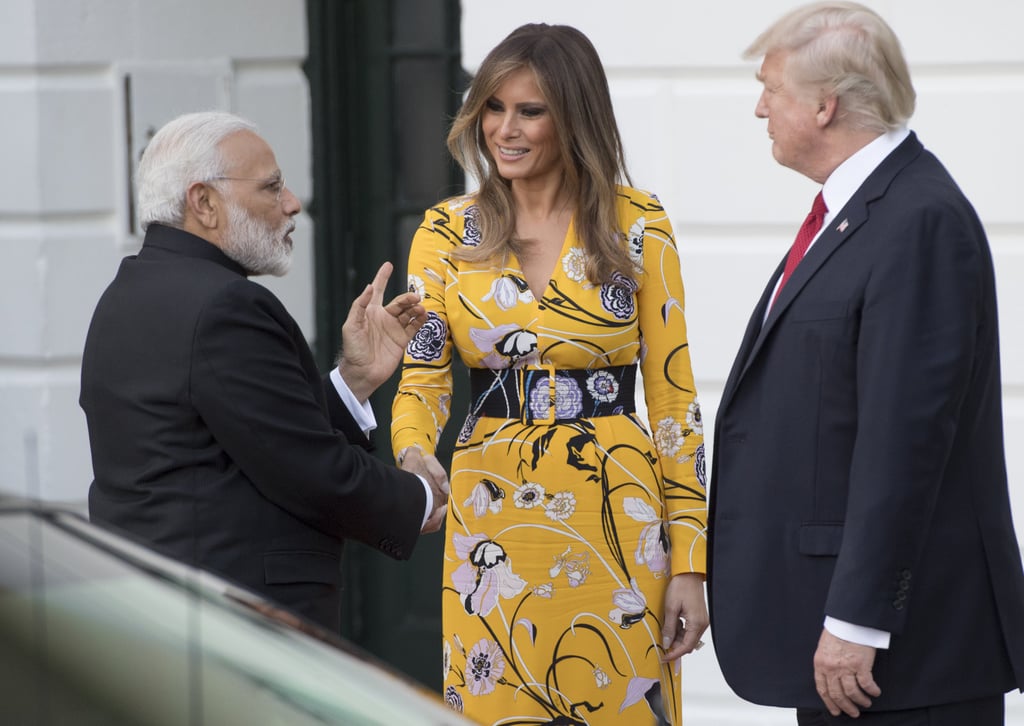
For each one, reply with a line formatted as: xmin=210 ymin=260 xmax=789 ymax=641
xmin=81 ymin=112 xmax=449 ymax=632
xmin=707 ymin=3 xmax=1024 ymax=724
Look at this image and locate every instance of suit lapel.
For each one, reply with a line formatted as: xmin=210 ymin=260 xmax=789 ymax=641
xmin=718 ymin=259 xmax=782 ymax=410
xmin=718 ymin=133 xmax=925 ymax=414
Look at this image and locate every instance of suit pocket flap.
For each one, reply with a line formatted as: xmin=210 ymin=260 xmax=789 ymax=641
xmin=798 ymin=523 xmax=844 ymax=556
xmin=264 ymin=550 xmax=341 ymax=585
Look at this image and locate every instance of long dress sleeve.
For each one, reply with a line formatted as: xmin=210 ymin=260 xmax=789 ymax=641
xmin=629 ymin=195 xmax=708 ymax=576
xmin=391 ymin=199 xmax=465 ymax=457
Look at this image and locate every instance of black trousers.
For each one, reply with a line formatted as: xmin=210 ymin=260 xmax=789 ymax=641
xmin=796 ymin=694 xmax=1004 ymax=726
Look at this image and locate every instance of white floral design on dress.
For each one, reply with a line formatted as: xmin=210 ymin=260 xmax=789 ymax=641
xmin=482 ymin=275 xmax=534 ymax=310
xmin=544 ymin=491 xmax=577 ymax=522
xmin=627 ymin=217 xmax=645 ymax=274
xmin=407 ymin=274 xmax=426 ymax=299
xmin=451 ymin=534 xmax=526 ymax=616
xmin=532 ymin=582 xmax=554 ymax=599
xmin=653 ymin=416 xmax=684 ymax=458
xmin=513 ymin=482 xmax=545 ymax=509
xmin=562 ymin=246 xmax=586 ymax=282
xmin=623 ymin=497 xmax=670 ymax=578
xmin=549 ymin=546 xmax=590 ymax=588
xmin=585 ymin=369 xmax=619 ymax=403
xmin=609 ymin=577 xmax=648 ymax=628
xmin=464 ymin=479 xmax=505 ymax=518
xmin=470 ymin=325 xmax=539 ymax=369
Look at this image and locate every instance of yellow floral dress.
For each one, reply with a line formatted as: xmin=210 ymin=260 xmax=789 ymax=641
xmin=392 ymin=186 xmax=706 ymax=725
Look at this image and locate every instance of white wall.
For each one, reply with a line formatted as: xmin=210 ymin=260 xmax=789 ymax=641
xmin=461 ymin=1 xmax=1024 ymax=723
xmin=0 ymin=0 xmax=313 ymax=502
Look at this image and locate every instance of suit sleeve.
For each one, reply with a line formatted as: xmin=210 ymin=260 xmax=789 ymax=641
xmin=825 ymin=189 xmax=985 ymax=632
xmin=190 ymin=279 xmax=425 ymax=558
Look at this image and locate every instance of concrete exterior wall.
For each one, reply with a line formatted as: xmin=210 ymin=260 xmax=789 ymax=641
xmin=460 ymin=1 xmax=1024 ymax=723
xmin=0 ymin=0 xmax=312 ymax=502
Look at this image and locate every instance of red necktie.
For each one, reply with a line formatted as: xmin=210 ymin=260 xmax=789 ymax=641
xmin=772 ymin=191 xmax=827 ymax=308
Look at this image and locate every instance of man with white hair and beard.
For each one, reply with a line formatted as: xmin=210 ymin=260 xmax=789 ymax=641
xmin=81 ymin=111 xmax=448 ymax=632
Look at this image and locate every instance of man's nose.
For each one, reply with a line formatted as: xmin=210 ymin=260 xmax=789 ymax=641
xmin=282 ymin=186 xmax=301 ymax=215
xmin=754 ymin=92 xmax=768 ymax=118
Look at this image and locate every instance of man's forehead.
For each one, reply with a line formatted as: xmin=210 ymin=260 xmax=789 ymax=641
xmin=219 ymin=130 xmax=277 ymax=171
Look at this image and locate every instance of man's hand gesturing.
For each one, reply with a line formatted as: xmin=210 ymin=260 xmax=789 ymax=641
xmin=337 ymin=261 xmax=426 ymax=402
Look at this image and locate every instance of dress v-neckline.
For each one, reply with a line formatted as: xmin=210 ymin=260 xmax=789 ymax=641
xmin=513 ymin=215 xmax=575 ymax=301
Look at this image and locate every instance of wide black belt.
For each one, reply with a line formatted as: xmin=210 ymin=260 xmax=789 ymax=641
xmin=468 ymin=364 xmax=637 ymax=424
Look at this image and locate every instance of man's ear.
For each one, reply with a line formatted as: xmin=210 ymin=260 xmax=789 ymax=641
xmin=185 ymin=181 xmax=220 ymax=230
xmin=816 ymin=95 xmax=838 ymax=127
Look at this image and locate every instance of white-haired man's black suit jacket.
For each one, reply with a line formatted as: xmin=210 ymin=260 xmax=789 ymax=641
xmin=81 ymin=223 xmax=425 ymax=631
xmin=708 ymin=133 xmax=1024 ymax=710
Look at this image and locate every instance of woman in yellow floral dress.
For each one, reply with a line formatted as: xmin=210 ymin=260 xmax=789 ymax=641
xmin=392 ymin=23 xmax=707 ymax=725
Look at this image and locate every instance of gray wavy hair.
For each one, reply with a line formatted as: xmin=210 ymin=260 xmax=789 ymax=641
xmin=136 ymin=111 xmax=257 ymax=230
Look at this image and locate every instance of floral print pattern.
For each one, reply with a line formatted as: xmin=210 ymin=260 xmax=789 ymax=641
xmin=466 ymin=638 xmax=505 ymax=695
xmin=543 ymin=490 xmax=577 ymax=522
xmin=549 ymin=546 xmax=591 ymax=588
xmin=393 ymin=188 xmax=705 ymax=725
xmin=464 ymin=478 xmax=504 ymax=517
xmin=586 ymin=369 xmax=620 ymax=403
xmin=600 ymin=271 xmax=639 ymax=320
xmin=407 ymin=312 xmax=447 ymax=362
xmin=482 ymin=274 xmax=533 ymax=309
xmin=451 ymin=534 xmax=526 ymax=616
xmin=562 ymin=246 xmax=587 ymax=282
xmin=462 ymin=205 xmax=481 ymax=246
xmin=527 ymin=374 xmax=585 ymax=420
xmin=513 ymin=482 xmax=545 ymax=509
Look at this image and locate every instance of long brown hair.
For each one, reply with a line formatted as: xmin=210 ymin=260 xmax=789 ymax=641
xmin=447 ymin=23 xmax=635 ymax=285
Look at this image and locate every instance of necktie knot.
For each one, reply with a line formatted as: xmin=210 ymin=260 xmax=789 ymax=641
xmin=809 ymin=191 xmax=827 ymax=225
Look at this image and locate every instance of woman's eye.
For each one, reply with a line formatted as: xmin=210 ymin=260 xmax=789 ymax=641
xmin=485 ymin=99 xmax=503 ymax=112
xmin=521 ymin=106 xmax=545 ymax=118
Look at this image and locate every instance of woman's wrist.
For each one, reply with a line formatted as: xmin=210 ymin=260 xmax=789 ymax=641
xmin=396 ymin=444 xmax=425 ymax=467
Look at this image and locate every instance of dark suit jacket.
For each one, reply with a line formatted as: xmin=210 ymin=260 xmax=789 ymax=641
xmin=708 ymin=133 xmax=1024 ymax=709
xmin=80 ymin=224 xmax=425 ymax=631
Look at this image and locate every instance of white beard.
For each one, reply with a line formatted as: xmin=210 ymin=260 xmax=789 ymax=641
xmin=221 ymin=203 xmax=294 ymax=277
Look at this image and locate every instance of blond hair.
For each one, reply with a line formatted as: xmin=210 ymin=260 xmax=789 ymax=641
xmin=745 ymin=1 xmax=916 ymax=133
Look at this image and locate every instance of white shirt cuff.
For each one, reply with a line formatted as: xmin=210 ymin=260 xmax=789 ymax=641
xmin=329 ymin=367 xmax=377 ymax=437
xmin=416 ymin=475 xmax=433 ymax=528
xmin=824 ymin=616 xmax=891 ymax=649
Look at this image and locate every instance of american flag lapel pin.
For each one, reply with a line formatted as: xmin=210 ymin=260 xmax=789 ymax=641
xmin=837 ymin=219 xmax=849 ymax=233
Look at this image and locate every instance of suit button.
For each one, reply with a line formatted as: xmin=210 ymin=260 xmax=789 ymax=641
xmin=899 ymin=569 xmax=911 ymax=580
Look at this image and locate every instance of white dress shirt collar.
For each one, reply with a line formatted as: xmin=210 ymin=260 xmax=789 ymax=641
xmin=821 ymin=127 xmax=910 ymax=228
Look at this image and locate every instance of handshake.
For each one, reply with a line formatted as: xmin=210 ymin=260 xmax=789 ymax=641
xmin=398 ymin=446 xmax=450 ymax=533
xmin=333 ymin=260 xmax=450 ymax=535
